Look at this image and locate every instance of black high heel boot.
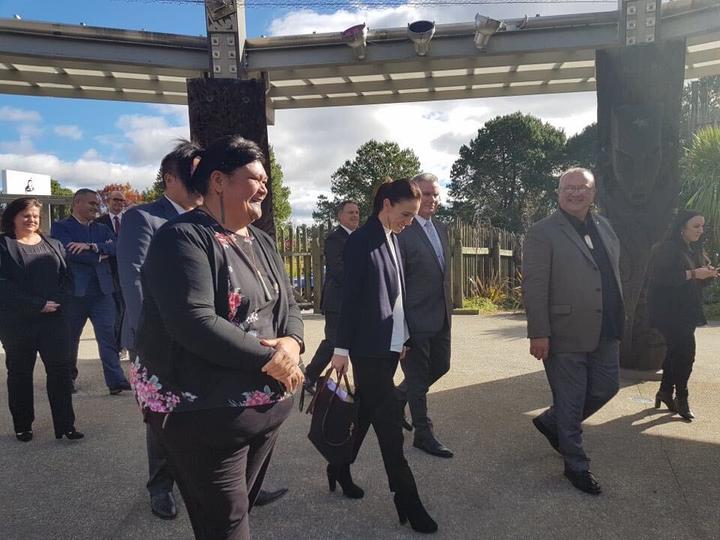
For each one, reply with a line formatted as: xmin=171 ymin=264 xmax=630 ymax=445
xmin=654 ymin=390 xmax=675 ymax=411
xmin=393 ymin=492 xmax=438 ymax=534
xmin=674 ymin=397 xmax=695 ymax=420
xmin=327 ymin=464 xmax=364 ymax=499
xmin=56 ymin=428 xmax=85 ymax=440
xmin=15 ymin=430 xmax=33 ymax=442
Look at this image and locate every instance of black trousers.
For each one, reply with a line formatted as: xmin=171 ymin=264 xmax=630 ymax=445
xmin=352 ymin=354 xmax=418 ymax=496
xmin=397 ymin=324 xmax=451 ymax=431
xmin=658 ymin=326 xmax=696 ymax=399
xmin=305 ymin=310 xmax=338 ymax=381
xmin=147 ymin=398 xmax=292 ymax=540
xmin=1 ymin=314 xmax=75 ymax=434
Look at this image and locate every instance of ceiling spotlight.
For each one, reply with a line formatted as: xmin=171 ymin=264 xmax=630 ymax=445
xmin=408 ymin=20 xmax=435 ymax=57
xmin=474 ymin=14 xmax=504 ymax=50
xmin=342 ymin=23 xmax=368 ymax=60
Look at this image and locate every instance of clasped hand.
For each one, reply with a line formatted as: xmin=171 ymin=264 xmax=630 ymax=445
xmin=260 ymin=337 xmax=304 ymax=393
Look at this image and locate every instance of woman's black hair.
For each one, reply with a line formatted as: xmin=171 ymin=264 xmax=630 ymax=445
xmin=371 ymin=178 xmax=421 ymax=216
xmin=190 ymin=135 xmax=265 ymax=196
xmin=1 ymin=197 xmax=42 ymax=236
xmin=157 ymin=139 xmax=203 ymax=192
xmin=666 ymin=209 xmax=703 ymax=242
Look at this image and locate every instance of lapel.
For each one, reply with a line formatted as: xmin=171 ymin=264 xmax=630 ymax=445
xmin=392 ymin=232 xmax=406 ymax=297
xmin=554 ymin=211 xmax=595 ymax=266
xmin=4 ymin=236 xmax=25 ymax=269
xmin=412 ymin=219 xmax=443 ymax=273
xmin=41 ymin=236 xmax=68 ymax=272
xmin=158 ymin=196 xmax=180 ymax=220
xmin=368 ymin=216 xmax=400 ymax=302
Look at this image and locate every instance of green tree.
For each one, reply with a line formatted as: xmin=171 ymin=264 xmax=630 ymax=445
xmin=564 ymin=123 xmax=598 ymax=172
xmin=51 ymin=179 xmax=74 ymax=197
xmin=141 ymin=172 xmax=164 ymax=202
xmin=269 ymin=147 xmax=292 ymax=226
xmin=680 ymin=75 xmax=720 ymax=149
xmin=448 ymin=112 xmax=566 ymax=234
xmin=681 ymin=125 xmax=720 ymax=252
xmin=313 ymin=140 xmax=421 ymax=223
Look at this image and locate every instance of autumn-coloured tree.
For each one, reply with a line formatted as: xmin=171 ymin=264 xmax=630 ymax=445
xmin=98 ymin=182 xmax=144 ymax=209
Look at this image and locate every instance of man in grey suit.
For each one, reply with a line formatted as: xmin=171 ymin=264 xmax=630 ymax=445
xmin=523 ymin=167 xmax=624 ymax=495
xmin=117 ymin=141 xmax=202 ymax=519
xmin=397 ymin=173 xmax=453 ymax=458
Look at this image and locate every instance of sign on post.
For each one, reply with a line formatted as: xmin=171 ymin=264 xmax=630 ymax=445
xmin=1 ymin=169 xmax=51 ymax=196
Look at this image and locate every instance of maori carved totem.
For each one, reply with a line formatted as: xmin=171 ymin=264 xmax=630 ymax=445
xmin=187 ymin=0 xmax=276 ymax=237
xmin=596 ymin=40 xmax=686 ymax=370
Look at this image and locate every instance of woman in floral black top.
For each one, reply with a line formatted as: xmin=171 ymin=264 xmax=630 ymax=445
xmin=136 ymin=135 xmax=304 ymax=540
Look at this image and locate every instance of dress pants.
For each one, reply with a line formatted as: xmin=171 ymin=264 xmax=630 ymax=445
xmin=304 ymin=310 xmax=338 ymax=381
xmin=147 ymin=398 xmax=293 ymax=540
xmin=658 ymin=326 xmax=696 ymax=399
xmin=1 ymin=314 xmax=75 ymax=434
xmin=352 ymin=354 xmax=418 ymax=496
xmin=537 ymin=338 xmax=620 ymax=472
xmin=397 ymin=324 xmax=451 ymax=430
xmin=66 ymin=294 xmax=128 ymax=388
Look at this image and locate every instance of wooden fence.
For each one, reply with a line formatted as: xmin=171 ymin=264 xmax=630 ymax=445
xmin=276 ymin=221 xmax=522 ymax=310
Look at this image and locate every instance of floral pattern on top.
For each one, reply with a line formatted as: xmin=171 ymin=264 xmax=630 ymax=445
xmin=227 ymin=385 xmax=287 ymax=408
xmin=130 ymin=359 xmax=197 ymax=413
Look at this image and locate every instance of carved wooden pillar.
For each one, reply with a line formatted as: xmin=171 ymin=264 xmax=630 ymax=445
xmin=187 ymin=77 xmax=275 ymax=238
xmin=595 ymin=40 xmax=686 ymax=370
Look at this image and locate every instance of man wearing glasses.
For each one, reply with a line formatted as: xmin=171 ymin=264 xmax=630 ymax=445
xmin=522 ymin=168 xmax=624 ymax=496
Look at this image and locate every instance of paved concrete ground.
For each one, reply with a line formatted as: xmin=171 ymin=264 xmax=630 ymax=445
xmin=1 ymin=313 xmax=718 ymax=540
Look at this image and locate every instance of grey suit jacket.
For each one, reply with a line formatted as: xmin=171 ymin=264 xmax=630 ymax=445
xmin=116 ymin=196 xmax=179 ymax=350
xmin=522 ymin=210 xmax=623 ymax=353
xmin=398 ymin=218 xmax=452 ymax=334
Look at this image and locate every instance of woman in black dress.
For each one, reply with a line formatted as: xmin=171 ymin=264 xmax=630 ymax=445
xmin=0 ymin=197 xmax=83 ymax=442
xmin=135 ymin=135 xmax=304 ymax=540
xmin=330 ymin=179 xmax=438 ymax=534
xmin=649 ymin=209 xmax=718 ymax=420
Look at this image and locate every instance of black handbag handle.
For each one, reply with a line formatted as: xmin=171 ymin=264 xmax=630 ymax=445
xmin=320 ymin=370 xmax=356 ymax=447
xmin=305 ymin=367 xmax=353 ymax=415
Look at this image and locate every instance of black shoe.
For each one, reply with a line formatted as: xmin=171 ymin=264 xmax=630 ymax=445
xmin=151 ymin=492 xmax=177 ymax=519
xmin=327 ymin=464 xmax=364 ymax=499
xmin=674 ymin=397 xmax=695 ymax=420
xmin=109 ymin=381 xmax=131 ymax=395
xmin=15 ymin=430 xmax=33 ymax=442
xmin=654 ymin=390 xmax=676 ymax=412
xmin=532 ymin=416 xmax=560 ymax=454
xmin=393 ymin=492 xmax=438 ymax=533
xmin=254 ymin=488 xmax=289 ymax=507
xmin=413 ymin=432 xmax=454 ymax=458
xmin=564 ymin=469 xmax=602 ymax=495
xmin=55 ymin=428 xmax=84 ymax=440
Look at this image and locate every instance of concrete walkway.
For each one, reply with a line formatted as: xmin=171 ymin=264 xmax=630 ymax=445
xmin=1 ymin=314 xmax=718 ymax=540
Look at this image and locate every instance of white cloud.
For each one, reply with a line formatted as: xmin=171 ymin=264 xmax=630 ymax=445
xmin=0 ymin=106 xmax=41 ymax=123
xmin=54 ymin=125 xmax=83 ymax=140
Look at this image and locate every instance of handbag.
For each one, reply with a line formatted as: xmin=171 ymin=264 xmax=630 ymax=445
xmin=305 ymin=367 xmax=358 ymax=465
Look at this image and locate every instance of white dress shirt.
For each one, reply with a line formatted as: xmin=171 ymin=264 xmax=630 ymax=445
xmin=165 ymin=194 xmax=189 ymax=215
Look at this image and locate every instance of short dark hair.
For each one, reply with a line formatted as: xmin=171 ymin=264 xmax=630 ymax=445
xmin=191 ymin=135 xmax=265 ymax=196
xmin=337 ymin=200 xmax=358 ymax=215
xmin=1 ymin=197 xmax=42 ymax=236
xmin=157 ymin=139 xmax=203 ymax=193
xmin=371 ymin=178 xmax=421 ymax=215
xmin=72 ymin=188 xmax=98 ymax=206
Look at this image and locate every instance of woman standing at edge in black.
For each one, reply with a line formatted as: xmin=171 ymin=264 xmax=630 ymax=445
xmin=330 ymin=178 xmax=438 ymax=534
xmin=649 ymin=209 xmax=718 ymax=420
xmin=0 ymin=197 xmax=83 ymax=442
xmin=136 ymin=135 xmax=304 ymax=540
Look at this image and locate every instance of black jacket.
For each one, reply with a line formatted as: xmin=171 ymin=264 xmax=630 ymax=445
xmin=336 ymin=215 xmax=406 ymax=357
xmin=648 ymin=239 xmax=708 ymax=331
xmin=134 ymin=209 xmax=304 ymax=413
xmin=320 ymin=226 xmax=350 ymax=313
xmin=0 ymin=234 xmax=72 ymax=327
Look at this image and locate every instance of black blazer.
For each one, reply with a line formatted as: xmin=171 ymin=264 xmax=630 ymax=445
xmin=95 ymin=213 xmax=120 ymax=284
xmin=0 ymin=234 xmax=72 ymax=327
xmin=648 ymin=239 xmax=708 ymax=331
xmin=321 ymin=226 xmax=350 ymax=313
xmin=336 ymin=215 xmax=406 ymax=357
xmin=135 ymin=209 xmax=304 ymax=413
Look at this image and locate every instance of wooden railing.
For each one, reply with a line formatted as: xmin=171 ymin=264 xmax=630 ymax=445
xmin=275 ymin=221 xmax=521 ymax=310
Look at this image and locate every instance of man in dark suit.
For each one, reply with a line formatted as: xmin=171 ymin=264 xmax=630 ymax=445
xmin=303 ymin=200 xmax=360 ymax=392
xmin=117 ymin=142 xmax=201 ymax=520
xmin=51 ymin=188 xmax=130 ymax=395
xmin=96 ymin=190 xmax=127 ymax=358
xmin=397 ymin=173 xmax=453 ymax=458
xmin=523 ymin=168 xmax=624 ymax=495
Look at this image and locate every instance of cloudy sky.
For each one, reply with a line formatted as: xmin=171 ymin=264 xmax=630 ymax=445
xmin=0 ymin=0 xmax=614 ymax=222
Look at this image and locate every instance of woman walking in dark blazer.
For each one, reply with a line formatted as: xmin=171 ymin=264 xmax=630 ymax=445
xmin=135 ymin=135 xmax=304 ymax=540
xmin=0 ymin=197 xmax=83 ymax=442
xmin=649 ymin=210 xmax=717 ymax=420
xmin=330 ymin=179 xmax=437 ymax=534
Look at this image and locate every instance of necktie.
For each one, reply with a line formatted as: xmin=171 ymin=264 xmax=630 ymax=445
xmin=113 ymin=215 xmax=121 ymax=235
xmin=425 ymin=220 xmax=445 ymax=268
